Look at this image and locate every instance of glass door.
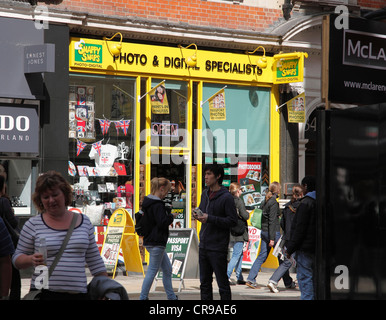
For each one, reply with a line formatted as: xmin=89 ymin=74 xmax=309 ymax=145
xmin=146 ymin=78 xmax=192 ymax=228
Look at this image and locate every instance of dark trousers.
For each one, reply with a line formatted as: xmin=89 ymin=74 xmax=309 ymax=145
xmin=199 ymin=248 xmax=231 ymax=300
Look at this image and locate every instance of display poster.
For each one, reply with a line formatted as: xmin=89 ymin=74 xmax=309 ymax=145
xmin=156 ymin=228 xmax=199 ymax=292
xmin=241 ymin=226 xmax=279 ymax=270
xmin=69 ymin=85 xmax=95 ymax=140
xmin=100 ymin=208 xmax=144 ymax=278
xmin=287 ymin=92 xmax=306 ymax=123
xmin=101 ymin=226 xmax=124 ymax=274
xmin=208 ymin=88 xmax=226 ymax=121
xmin=150 ymin=83 xmax=169 ymax=114
xmin=237 ymin=162 xmax=265 ymax=208
xmin=170 ymin=201 xmax=185 ymax=228
xmin=242 ymin=226 xmax=261 ymax=269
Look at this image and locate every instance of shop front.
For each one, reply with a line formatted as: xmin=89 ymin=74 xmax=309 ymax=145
xmin=68 ymin=36 xmax=307 ymax=231
xmin=0 ymin=17 xmax=69 ymax=219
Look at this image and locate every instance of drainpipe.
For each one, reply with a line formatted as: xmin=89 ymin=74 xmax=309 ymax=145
xmin=282 ymin=0 xmax=293 ymax=20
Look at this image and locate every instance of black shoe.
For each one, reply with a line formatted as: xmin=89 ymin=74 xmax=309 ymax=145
xmin=237 ymin=280 xmax=246 ymax=285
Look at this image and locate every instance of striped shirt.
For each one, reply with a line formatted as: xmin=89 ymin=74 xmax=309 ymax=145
xmin=12 ymin=213 xmax=106 ymax=293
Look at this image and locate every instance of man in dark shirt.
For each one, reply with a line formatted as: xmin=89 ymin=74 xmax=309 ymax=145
xmin=193 ymin=164 xmax=237 ymax=300
xmin=286 ymin=176 xmax=316 ymax=300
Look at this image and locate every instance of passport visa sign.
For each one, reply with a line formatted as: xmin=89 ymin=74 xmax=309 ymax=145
xmin=156 ymin=229 xmax=199 ymax=291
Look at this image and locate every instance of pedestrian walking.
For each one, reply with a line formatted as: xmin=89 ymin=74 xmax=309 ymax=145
xmin=139 ymin=177 xmax=179 ymax=300
xmin=286 ymin=176 xmax=316 ymax=300
xmin=246 ymin=182 xmax=290 ymax=289
xmin=193 ymin=164 xmax=237 ymax=300
xmin=227 ymin=182 xmax=249 ymax=285
xmin=267 ymin=184 xmax=304 ymax=293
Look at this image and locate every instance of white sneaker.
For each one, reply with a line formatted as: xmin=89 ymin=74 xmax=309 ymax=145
xmin=267 ymin=282 xmax=279 ymax=293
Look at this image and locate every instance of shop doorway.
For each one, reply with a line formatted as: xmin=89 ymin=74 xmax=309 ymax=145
xmin=151 ymin=159 xmax=188 ymax=228
xmin=145 ymin=79 xmax=193 ymax=228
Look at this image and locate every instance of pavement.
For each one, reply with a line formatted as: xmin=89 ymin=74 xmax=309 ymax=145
xmin=20 ymin=266 xmax=301 ymax=300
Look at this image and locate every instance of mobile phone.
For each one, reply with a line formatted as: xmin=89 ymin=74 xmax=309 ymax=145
xmin=193 ymin=207 xmax=203 ymax=217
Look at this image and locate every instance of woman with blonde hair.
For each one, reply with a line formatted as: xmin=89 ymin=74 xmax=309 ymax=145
xmin=139 ymin=177 xmax=179 ymax=300
xmin=227 ymin=183 xmax=249 ymax=285
xmin=246 ymin=181 xmax=282 ymax=289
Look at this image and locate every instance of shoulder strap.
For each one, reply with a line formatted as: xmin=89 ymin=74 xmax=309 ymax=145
xmin=48 ymin=212 xmax=78 ymax=277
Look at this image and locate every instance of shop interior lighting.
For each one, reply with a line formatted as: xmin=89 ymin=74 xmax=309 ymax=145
xmin=103 ymin=32 xmax=123 ymax=57
xmin=246 ymin=46 xmax=268 ymax=69
xmin=178 ymin=43 xmax=198 ymax=67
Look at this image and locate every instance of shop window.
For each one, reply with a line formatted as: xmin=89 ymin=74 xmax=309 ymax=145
xmin=201 ymin=84 xmax=271 ymax=207
xmin=202 ymin=84 xmax=270 ymax=156
xmin=68 ymin=75 xmax=136 ymax=223
xmin=0 ymin=159 xmax=38 ymax=216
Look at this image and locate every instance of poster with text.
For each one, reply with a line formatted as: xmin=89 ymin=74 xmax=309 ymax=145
xmin=238 ymin=162 xmax=263 ymax=207
xmin=242 ymin=226 xmax=261 ymax=269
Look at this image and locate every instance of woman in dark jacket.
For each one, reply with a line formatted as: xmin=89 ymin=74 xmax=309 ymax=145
xmin=267 ymin=184 xmax=304 ymax=293
xmin=246 ymin=182 xmax=281 ymax=289
xmin=227 ymin=183 xmax=249 ymax=285
xmin=139 ymin=177 xmax=178 ymax=300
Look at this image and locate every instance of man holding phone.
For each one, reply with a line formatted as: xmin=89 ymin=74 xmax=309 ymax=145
xmin=193 ymin=164 xmax=237 ymax=300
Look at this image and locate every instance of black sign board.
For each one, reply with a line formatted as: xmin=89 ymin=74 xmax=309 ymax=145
xmin=328 ymin=14 xmax=386 ymax=104
xmin=155 ymin=228 xmax=199 ymax=292
xmin=0 ymin=105 xmax=39 ymax=153
xmin=24 ymin=44 xmax=55 ymax=74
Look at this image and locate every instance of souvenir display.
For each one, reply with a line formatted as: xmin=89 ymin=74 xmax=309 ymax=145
xmin=68 ymin=84 xmax=134 ymax=223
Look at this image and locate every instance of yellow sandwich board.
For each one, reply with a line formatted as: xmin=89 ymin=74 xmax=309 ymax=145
xmin=100 ymin=208 xmax=144 ymax=278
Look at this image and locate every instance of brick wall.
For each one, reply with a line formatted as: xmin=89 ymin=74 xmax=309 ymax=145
xmin=357 ymin=0 xmax=385 ymax=9
xmin=48 ymin=0 xmax=283 ymax=32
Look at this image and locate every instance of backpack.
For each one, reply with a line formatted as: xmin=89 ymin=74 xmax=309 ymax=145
xmin=231 ymin=217 xmax=247 ymax=236
xmin=134 ymin=209 xmax=150 ymax=237
xmin=230 ymin=208 xmax=247 ymax=237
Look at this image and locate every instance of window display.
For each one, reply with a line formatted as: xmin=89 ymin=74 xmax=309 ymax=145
xmin=0 ymin=159 xmax=37 ymax=215
xmin=68 ymin=75 xmax=136 ymax=225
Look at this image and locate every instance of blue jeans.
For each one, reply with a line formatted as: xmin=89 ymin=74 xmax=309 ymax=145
xmin=296 ymin=251 xmax=314 ymax=300
xmin=247 ymin=231 xmax=281 ymax=283
xmin=140 ymin=246 xmax=177 ymax=300
xmin=227 ymin=241 xmax=244 ymax=280
xmin=269 ymin=249 xmax=294 ymax=287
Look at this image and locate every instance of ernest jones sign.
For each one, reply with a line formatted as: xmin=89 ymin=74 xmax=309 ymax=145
xmin=0 ymin=106 xmax=39 ymax=153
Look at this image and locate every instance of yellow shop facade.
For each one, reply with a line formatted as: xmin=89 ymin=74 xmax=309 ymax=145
xmin=68 ymin=36 xmax=307 ymax=232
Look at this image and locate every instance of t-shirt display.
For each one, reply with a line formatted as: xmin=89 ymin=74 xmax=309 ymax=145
xmin=89 ymin=143 xmax=118 ymax=176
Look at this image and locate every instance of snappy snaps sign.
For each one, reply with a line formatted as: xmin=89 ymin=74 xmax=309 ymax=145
xmin=273 ymin=52 xmax=308 ymax=84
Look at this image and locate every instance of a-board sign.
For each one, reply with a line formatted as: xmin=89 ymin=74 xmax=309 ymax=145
xmin=155 ymin=228 xmax=199 ymax=292
xmin=100 ymin=208 xmax=144 ymax=278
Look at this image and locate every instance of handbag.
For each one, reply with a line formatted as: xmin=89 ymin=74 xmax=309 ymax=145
xmin=23 ymin=213 xmax=78 ymax=300
xmin=250 ymin=208 xmax=263 ymax=230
